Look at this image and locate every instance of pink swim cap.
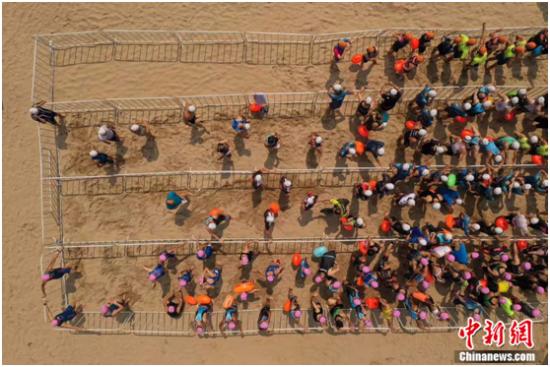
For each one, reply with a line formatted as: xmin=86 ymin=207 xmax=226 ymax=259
xmin=532 ymin=309 xmax=541 ymax=318
xmin=303 ymin=267 xmax=311 ymax=276
xmin=41 ymin=274 xmax=51 ymax=281
xmin=167 ymin=305 xmax=176 ymax=313
xmin=197 ymin=250 xmax=205 ymax=258
xmin=499 ymin=297 xmax=507 ymax=305
xmin=523 ymin=262 xmax=532 ymax=271
xmin=293 ymin=310 xmax=302 ymax=318
xmin=318 ymin=315 xmax=327 ymax=325
xmin=504 ymin=272 xmax=512 ymax=281
xmin=51 ymin=319 xmax=59 ymax=327
xmin=148 ymin=274 xmax=157 ymax=281
xmin=370 ymin=281 xmax=379 ymax=289
xmin=447 ymin=254 xmax=455 ymax=262
xmin=353 ymin=298 xmax=362 ymax=306
xmin=240 ymin=255 xmax=249 ymax=266
xmin=473 ymin=313 xmax=481 ymax=321
xmin=420 ymin=258 xmax=429 ymax=266
xmin=439 ymin=312 xmax=450 ymax=321
xmin=421 ymin=280 xmax=430 ymax=290
xmin=361 ymin=265 xmax=371 ymax=273
xmin=332 ymin=281 xmax=342 ymax=289
xmin=240 ymin=292 xmax=248 ymax=301
xmin=500 ymin=254 xmax=509 ymax=262
xmin=314 ymin=275 xmax=323 ymax=284
xmin=471 ymin=251 xmax=480 ymax=259
xmin=179 ymin=279 xmax=187 ymax=287
xmin=227 ymin=321 xmax=236 ymax=330
xmin=419 ymin=311 xmax=427 ymax=320
xmin=100 ymin=304 xmax=110 ymax=315
xmin=481 ymin=287 xmax=490 ymax=294
xmin=536 ymin=286 xmax=545 ymax=295
xmin=159 ymin=253 xmax=168 ymax=262
xmin=463 ymin=272 xmax=472 ymax=280
xmin=393 ymin=310 xmax=401 ymax=318
xmin=259 ymin=321 xmax=269 ymax=330
xmin=396 ymin=293 xmax=405 ymax=302
xmin=266 ymin=275 xmax=275 ymax=283
xmin=196 ymin=326 xmax=205 ymax=335
xmin=513 ymin=304 xmax=522 ymax=312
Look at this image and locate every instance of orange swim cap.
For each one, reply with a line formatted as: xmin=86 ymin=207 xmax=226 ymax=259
xmin=526 ymin=41 xmax=537 ymax=50
xmin=479 ymin=47 xmax=487 ymax=54
xmin=367 ymin=46 xmax=375 ymax=53
xmin=269 ymin=202 xmax=281 ymax=215
xmin=209 ymin=208 xmax=222 ymax=218
xmin=415 ymin=55 xmax=425 ymax=63
xmin=338 ymin=40 xmax=348 ymax=48
xmin=497 ymin=35 xmax=508 ymax=43
xmin=453 ymin=36 xmax=462 ymax=44
xmin=425 ymin=31 xmax=435 ymax=40
xmin=466 ymin=38 xmax=477 ymax=46
xmin=404 ymin=33 xmax=414 ymax=41
xmin=249 ymin=103 xmax=262 ymax=113
xmin=515 ymin=46 xmax=525 ymax=54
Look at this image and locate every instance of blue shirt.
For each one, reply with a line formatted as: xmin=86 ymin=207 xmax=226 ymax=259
xmin=329 ymin=91 xmax=349 ymax=109
xmin=469 ymin=103 xmax=485 ymax=116
xmin=482 ymin=141 xmax=501 ymax=155
xmin=166 ymin=191 xmax=183 ymax=209
xmin=415 ymin=86 xmax=431 ymax=108
xmin=452 ymin=243 xmax=469 ymax=265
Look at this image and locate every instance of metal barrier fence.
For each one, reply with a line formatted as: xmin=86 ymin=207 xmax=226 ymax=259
xmin=42 ymin=85 xmax=549 ymax=128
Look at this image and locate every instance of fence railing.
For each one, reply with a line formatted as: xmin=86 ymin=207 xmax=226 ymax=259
xmin=43 ymin=85 xmax=549 ymax=128
xmin=35 ymin=27 xmax=547 ymax=68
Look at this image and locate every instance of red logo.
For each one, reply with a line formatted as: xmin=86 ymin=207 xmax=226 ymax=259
xmin=459 ymin=317 xmax=535 ymax=350
xmin=509 ymin=319 xmax=534 ymax=349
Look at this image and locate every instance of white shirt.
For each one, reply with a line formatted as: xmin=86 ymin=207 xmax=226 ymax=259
xmin=398 ymin=193 xmax=416 ymax=206
xmin=98 ymin=125 xmax=114 ymax=142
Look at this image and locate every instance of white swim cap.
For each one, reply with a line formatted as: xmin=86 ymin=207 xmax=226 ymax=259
xmin=471 ymin=223 xmax=480 ymax=231
xmin=98 ymin=126 xmax=109 ymax=136
xmin=421 ymin=169 xmax=430 ymax=176
xmin=333 ymin=83 xmax=343 ymax=92
xmin=523 ymin=183 xmax=532 ymax=190
xmin=364 ymin=189 xmax=373 ymax=197
xmin=407 ymin=198 xmax=416 ymax=207
xmin=348 ymin=147 xmax=356 ymax=156
xmin=482 ymin=101 xmax=492 ymax=108
xmin=511 ymin=96 xmax=519 ymax=105
xmin=402 ymin=223 xmax=411 ymax=231
xmin=530 ymin=217 xmax=539 ymax=224
xmin=377 ymin=147 xmax=385 ymax=156
xmin=430 ymin=109 xmax=438 ymax=117
xmin=254 ymin=174 xmax=262 ymax=183
xmin=390 ymin=88 xmax=398 ymax=96
xmin=494 ymin=154 xmax=503 ymax=163
xmin=482 ymin=173 xmax=491 ymax=180
xmin=356 ymin=217 xmax=365 ymax=226
xmin=315 ymin=136 xmax=323 ymax=144
xmin=208 ymin=222 xmax=217 ymax=230
xmin=456 ymin=198 xmax=463 ymax=205
xmin=529 ymin=135 xmax=539 ymax=144
xmin=385 ymin=183 xmax=395 ymax=191
xmin=441 ymin=175 xmax=449 ymax=182
xmin=428 ymin=90 xmax=437 ymax=98
xmin=432 ymin=202 xmax=441 ymax=210
xmin=481 ymin=138 xmax=489 ymax=146
xmin=463 ymin=102 xmax=472 ymax=110
xmin=130 ymin=124 xmax=140 ymax=132
xmin=366 ymin=97 xmax=373 ymax=104
xmin=494 ymin=187 xmax=503 ymax=195
xmin=188 ymin=105 xmax=196 ymax=113
xmin=464 ymin=135 xmax=472 ymax=142
xmin=402 ymin=163 xmax=411 ymax=170
xmin=418 ymin=238 xmax=428 ymax=246
xmin=512 ymin=181 xmax=521 ymax=188
xmin=542 ymin=179 xmax=549 ymax=188
xmin=511 ymin=141 xmax=520 ymax=150
xmin=518 ymin=88 xmax=527 ymax=95
xmin=283 ymin=179 xmax=292 ymax=188
xmin=244 ymin=123 xmax=251 ymax=130
xmin=487 ymin=85 xmax=496 ymax=93
xmin=537 ymin=96 xmax=545 ymax=105
xmin=444 ymin=233 xmax=453 ymax=241
xmin=418 ymin=129 xmax=427 ymax=137
xmin=494 ymin=226 xmax=503 ymax=234
xmin=435 ymin=146 xmax=445 ymax=154
xmin=266 ymin=214 xmax=275 ymax=223
xmin=29 ymin=107 xmax=39 ymax=114
xmin=89 ymin=150 xmax=98 ymax=157
xmin=465 ymin=174 xmax=475 ymax=182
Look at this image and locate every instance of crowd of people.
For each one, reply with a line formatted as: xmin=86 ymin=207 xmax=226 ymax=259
xmin=36 ymin=26 xmax=548 ymax=336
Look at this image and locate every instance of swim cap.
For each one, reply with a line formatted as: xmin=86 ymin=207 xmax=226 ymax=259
xmin=511 ymin=96 xmax=519 ymax=104
xmin=265 ymin=214 xmax=275 ymax=224
xmin=101 ymin=304 xmax=110 ymax=315
xmin=167 ymin=305 xmax=176 ymax=313
xmin=456 ymin=198 xmax=463 ymax=205
xmin=356 ymin=217 xmax=364 ymax=226
xmin=463 ymin=102 xmax=472 ymax=110
xmin=420 ymin=257 xmax=429 ymax=266
xmin=314 ymin=275 xmax=323 ymax=284
xmin=537 ymin=96 xmax=545 ymax=105
xmin=518 ymin=88 xmax=527 ymax=96
xmin=536 ymin=286 xmax=545 ymax=295
xmin=503 ymin=272 xmax=512 ymax=281
xmin=130 ymin=124 xmax=140 ymax=132
xmin=259 ymin=321 xmax=269 ymax=330
xmin=348 ymin=147 xmax=356 ymax=156
xmin=293 ymin=310 xmax=302 ymax=318
xmin=377 ymin=147 xmax=385 ymax=156
xmin=148 ymin=274 xmax=157 ymax=281
xmin=384 ymin=183 xmax=394 ymax=190
xmin=482 ymin=173 xmax=491 ymax=180
xmin=494 ymin=186 xmax=503 ymax=195
xmin=196 ymin=326 xmax=205 ymax=335
xmin=266 ymin=274 xmax=275 ymax=283
xmin=466 ymin=38 xmax=477 ymax=46
xmin=179 ymin=279 xmax=188 ymax=287
xmin=240 ymin=254 xmax=249 ymax=266
xmin=435 ymin=146 xmax=445 ymax=154
xmin=227 ymin=321 xmax=236 ymax=330
xmin=390 ymin=88 xmax=398 ymax=96
xmin=418 ymin=129 xmax=427 ymax=136
xmin=407 ymin=198 xmax=415 ymax=207
xmin=283 ymin=179 xmax=292 ymax=188
xmin=254 ymin=174 xmax=262 ymax=183
xmin=430 ymin=109 xmax=438 ymax=117
xmin=362 ymin=265 xmax=371 ymax=273
xmin=303 ymin=267 xmax=311 ymax=275
xmin=208 ymin=222 xmax=216 ymax=230
xmin=315 ymin=136 xmax=323 ymax=144
xmin=500 ymin=254 xmax=509 ymax=262
xmin=428 ymin=90 xmax=437 ymax=98
xmin=481 ymin=138 xmax=489 ymax=145
xmin=402 ymin=223 xmax=411 ymax=231
xmin=465 ymin=174 xmax=475 ymax=182
xmin=418 ymin=238 xmax=428 ymax=246
xmin=529 ymin=135 xmax=539 ymax=144
xmin=530 ymin=216 xmax=539 ymax=224
xmin=370 ymin=281 xmax=379 ymax=288
xmin=89 ymin=150 xmax=98 ymax=157
xmin=471 ymin=223 xmax=480 ymax=231
xmin=494 ymin=227 xmax=503 ymax=234
xmin=421 ymin=169 xmax=429 ymax=176
xmin=526 ymin=41 xmax=537 ymax=50
xmin=51 ymin=319 xmax=60 ymax=327
xmin=318 ymin=315 xmax=327 ymax=325
xmin=41 ymin=274 xmax=51 ymax=281
xmin=482 ymin=101 xmax=492 ymax=108
xmin=464 ymin=135 xmax=472 ymax=142
xmin=487 ymin=85 xmax=496 ymax=92
xmin=494 ymin=154 xmax=503 ymax=163
xmin=29 ymin=107 xmax=39 ymax=115
xmin=432 ymin=202 xmax=441 ymax=210
xmin=441 ymin=174 xmax=448 ymax=182
xmin=188 ymin=105 xmax=196 ymax=113
xmin=240 ymin=292 xmax=248 ymax=301
xmin=523 ymin=262 xmax=532 ymax=271
xmin=512 ymin=181 xmax=520 ymax=188
xmin=197 ymin=249 xmax=206 ymax=258
xmin=402 ymin=163 xmax=411 ymax=170
xmin=511 ymin=141 xmax=520 ymax=150
xmin=366 ymin=97 xmax=373 ymax=104
xmin=523 ymin=183 xmax=532 ymax=190
xmin=244 ymin=123 xmax=251 ymax=130
xmin=333 ymin=83 xmax=343 ymax=92
xmin=98 ymin=126 xmax=109 ymax=136
xmin=353 ymin=298 xmax=362 ymax=306
xmin=363 ymin=189 xmax=373 ymax=197
xmin=444 ymin=233 xmax=452 ymax=241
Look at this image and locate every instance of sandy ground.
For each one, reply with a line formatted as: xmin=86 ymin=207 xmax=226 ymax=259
xmin=2 ymin=2 xmax=548 ymax=364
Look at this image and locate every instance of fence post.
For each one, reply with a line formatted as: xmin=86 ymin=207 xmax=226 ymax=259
xmin=308 ymin=34 xmax=314 ymax=64
xmin=242 ymin=32 xmax=248 ymax=64
xmin=173 ymin=31 xmax=183 ymax=63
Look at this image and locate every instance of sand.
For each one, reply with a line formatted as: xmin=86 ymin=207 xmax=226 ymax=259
xmin=2 ymin=2 xmax=548 ymax=364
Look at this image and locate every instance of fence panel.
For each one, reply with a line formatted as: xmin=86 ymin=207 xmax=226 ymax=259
xmin=32 ymin=37 xmax=55 ymax=103
xmin=43 ymin=32 xmax=114 ymax=67
xmin=48 ymin=100 xmax=116 ymax=128
xmin=245 ymin=32 xmax=312 ymax=65
xmin=178 ymin=31 xmax=245 ymax=64
xmin=180 ymin=94 xmax=249 ymax=121
xmin=247 ymin=92 xmax=318 ymax=119
xmin=311 ymin=30 xmax=381 ymax=65
xmin=60 ymin=176 xmax=124 ymax=196
xmin=105 ymin=31 xmax=180 ymax=62
xmin=108 ymin=97 xmax=182 ymax=125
